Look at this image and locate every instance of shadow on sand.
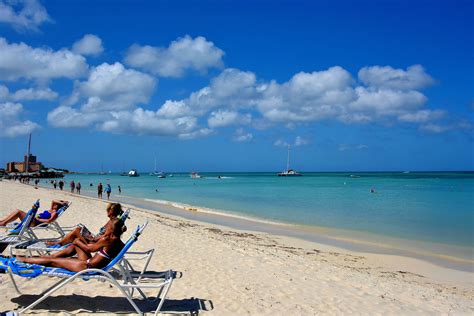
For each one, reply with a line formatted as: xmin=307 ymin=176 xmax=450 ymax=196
xmin=12 ymin=294 xmax=213 ymax=315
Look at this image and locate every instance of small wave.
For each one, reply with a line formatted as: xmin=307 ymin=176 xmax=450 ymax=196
xmin=143 ymin=198 xmax=290 ymax=227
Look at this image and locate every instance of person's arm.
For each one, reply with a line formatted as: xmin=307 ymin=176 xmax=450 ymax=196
xmin=73 ymin=236 xmax=110 ymax=253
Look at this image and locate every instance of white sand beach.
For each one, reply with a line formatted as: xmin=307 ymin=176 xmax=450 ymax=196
xmin=0 ymin=180 xmax=472 ymax=314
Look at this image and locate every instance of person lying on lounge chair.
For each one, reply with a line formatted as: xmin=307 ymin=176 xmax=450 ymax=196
xmin=0 ymin=200 xmax=69 ymax=227
xmin=18 ymin=218 xmax=125 ymax=272
xmin=46 ymin=202 xmax=124 ymax=247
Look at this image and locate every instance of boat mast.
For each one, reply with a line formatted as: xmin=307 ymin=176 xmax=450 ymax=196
xmin=287 ymin=145 xmax=290 ymax=171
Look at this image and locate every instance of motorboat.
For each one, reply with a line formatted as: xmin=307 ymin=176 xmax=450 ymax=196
xmin=128 ymin=169 xmax=139 ymax=177
xmin=190 ymin=172 xmax=201 ymax=179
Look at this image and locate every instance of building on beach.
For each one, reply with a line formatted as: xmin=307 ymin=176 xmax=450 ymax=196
xmin=6 ymin=154 xmax=44 ymax=173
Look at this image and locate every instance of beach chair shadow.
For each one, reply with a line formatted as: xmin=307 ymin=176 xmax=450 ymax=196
xmin=11 ymin=294 xmax=213 ymax=315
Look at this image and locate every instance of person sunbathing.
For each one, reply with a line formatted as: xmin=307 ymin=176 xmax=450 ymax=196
xmin=46 ymin=202 xmax=123 ymax=247
xmin=18 ymin=218 xmax=125 ymax=272
xmin=0 ymin=199 xmax=69 ymax=227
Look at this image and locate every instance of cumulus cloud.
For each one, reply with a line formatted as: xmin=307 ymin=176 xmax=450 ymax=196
xmin=163 ymin=64 xmax=450 ymax=133
xmin=208 ymin=110 xmax=251 ymax=128
xmin=233 ymin=128 xmax=253 ymax=142
xmin=47 ymin=62 xmax=213 ymax=138
xmin=0 ymin=37 xmax=88 ymax=81
xmin=74 ymin=62 xmax=156 ymax=111
xmin=124 ymin=35 xmax=224 ymax=77
xmin=0 ymin=102 xmax=39 ymax=137
xmin=257 ymin=66 xmax=355 ymax=123
xmin=0 ymin=0 xmax=51 ymax=31
xmin=47 ymin=62 xmax=458 ymax=138
xmin=348 ymin=87 xmax=427 ymax=118
xmin=358 ymin=65 xmax=435 ymax=90
xmin=72 ymin=34 xmax=104 ymax=56
xmin=0 ymin=84 xmax=57 ymax=101
xmin=48 ymin=63 xmax=156 ymax=127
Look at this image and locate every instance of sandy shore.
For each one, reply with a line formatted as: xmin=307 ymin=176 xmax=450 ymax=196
xmin=0 ymin=180 xmax=472 ymax=314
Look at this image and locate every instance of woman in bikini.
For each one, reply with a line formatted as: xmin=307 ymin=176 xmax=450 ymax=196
xmin=46 ymin=202 xmax=123 ymax=247
xmin=0 ymin=200 xmax=69 ymax=227
xmin=18 ymin=218 xmax=125 ymax=272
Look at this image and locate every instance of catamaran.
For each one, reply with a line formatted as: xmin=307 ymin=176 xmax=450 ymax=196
xmin=278 ymin=145 xmax=302 ymax=177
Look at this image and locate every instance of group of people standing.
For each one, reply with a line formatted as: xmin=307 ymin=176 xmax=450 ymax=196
xmin=69 ymin=180 xmax=82 ymax=194
xmin=50 ymin=179 xmax=65 ymax=190
xmin=49 ymin=179 xmax=122 ymax=201
xmin=97 ymin=182 xmax=113 ymax=200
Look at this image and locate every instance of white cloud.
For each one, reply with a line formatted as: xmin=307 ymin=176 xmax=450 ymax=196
xmin=348 ymin=87 xmax=427 ymax=117
xmin=419 ymin=120 xmax=473 ymax=134
xmin=233 ymin=128 xmax=253 ymax=142
xmin=294 ymin=136 xmax=309 ymax=146
xmin=338 ymin=143 xmax=369 ymax=151
xmin=47 ymin=62 xmax=459 ymax=138
xmin=0 ymin=84 xmax=57 ymax=101
xmin=156 ymin=100 xmax=193 ymax=118
xmin=0 ymin=37 xmax=88 ymax=81
xmin=0 ymin=102 xmax=39 ymax=137
xmin=207 ymin=110 xmax=251 ymax=128
xmin=124 ymin=35 xmax=224 ymax=77
xmin=0 ymin=0 xmax=51 ymax=31
xmin=274 ymin=139 xmax=289 ymax=147
xmin=419 ymin=123 xmax=451 ymax=133
xmin=75 ymin=62 xmax=156 ymax=111
xmin=97 ymin=108 xmax=211 ymax=139
xmin=358 ymin=65 xmax=434 ymax=90
xmin=48 ymin=105 xmax=107 ymax=128
xmin=257 ymin=66 xmax=355 ymax=123
xmin=72 ymin=34 xmax=104 ymax=56
xmin=398 ymin=109 xmax=445 ymax=123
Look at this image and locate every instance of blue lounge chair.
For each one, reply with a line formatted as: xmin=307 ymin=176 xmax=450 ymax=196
xmin=0 ymin=221 xmax=174 ymax=315
xmin=27 ymin=201 xmax=72 ymax=238
xmin=0 ymin=200 xmax=41 ymax=253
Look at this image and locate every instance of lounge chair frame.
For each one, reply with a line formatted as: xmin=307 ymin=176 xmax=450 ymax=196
xmin=3 ymin=221 xmax=173 ymax=315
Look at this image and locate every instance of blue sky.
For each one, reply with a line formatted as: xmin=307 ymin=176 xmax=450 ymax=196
xmin=0 ymin=0 xmax=472 ymax=172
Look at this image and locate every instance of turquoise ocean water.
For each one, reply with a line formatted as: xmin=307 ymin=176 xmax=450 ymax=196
xmin=41 ymin=172 xmax=473 ymax=262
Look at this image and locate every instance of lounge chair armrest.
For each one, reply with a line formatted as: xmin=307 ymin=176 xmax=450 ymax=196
xmin=124 ymin=249 xmax=155 ymax=261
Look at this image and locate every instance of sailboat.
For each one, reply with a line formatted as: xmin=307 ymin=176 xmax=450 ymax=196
xmin=150 ymin=157 xmax=166 ymax=178
xmin=99 ymin=164 xmax=106 ymax=175
xmin=277 ymin=145 xmax=302 ymax=176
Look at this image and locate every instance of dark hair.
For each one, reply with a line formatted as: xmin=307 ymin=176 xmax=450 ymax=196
xmin=106 ymin=203 xmax=123 ymax=217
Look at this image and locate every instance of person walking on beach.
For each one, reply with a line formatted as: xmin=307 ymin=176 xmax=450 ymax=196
xmin=70 ymin=180 xmax=75 ymax=193
xmin=97 ymin=182 xmax=103 ymax=199
xmin=76 ymin=182 xmax=82 ymax=195
xmin=118 ymin=185 xmax=122 ymax=195
xmin=59 ymin=180 xmax=64 ymax=191
xmin=105 ymin=184 xmax=112 ymax=200
xmin=53 ymin=180 xmax=57 ymax=189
